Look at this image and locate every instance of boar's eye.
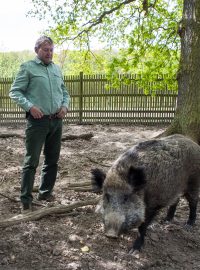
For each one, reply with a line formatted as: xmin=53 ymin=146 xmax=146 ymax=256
xmin=104 ymin=193 xmax=110 ymax=202
xmin=123 ymin=194 xmax=129 ymax=203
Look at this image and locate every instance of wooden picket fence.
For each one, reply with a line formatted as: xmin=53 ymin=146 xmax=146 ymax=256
xmin=0 ymin=73 xmax=177 ymax=126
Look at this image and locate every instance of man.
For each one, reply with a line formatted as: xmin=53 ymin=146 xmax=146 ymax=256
xmin=9 ymin=36 xmax=70 ymax=212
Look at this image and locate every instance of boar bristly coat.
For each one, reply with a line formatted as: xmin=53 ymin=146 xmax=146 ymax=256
xmin=91 ymin=134 xmax=200 ymax=252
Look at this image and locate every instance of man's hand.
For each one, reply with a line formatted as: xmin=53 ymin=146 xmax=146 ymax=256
xmin=56 ymin=106 xmax=68 ymax=119
xmin=29 ymin=106 xmax=44 ymax=119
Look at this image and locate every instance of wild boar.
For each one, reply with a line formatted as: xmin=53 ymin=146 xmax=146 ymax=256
xmin=91 ymin=134 xmax=200 ymax=252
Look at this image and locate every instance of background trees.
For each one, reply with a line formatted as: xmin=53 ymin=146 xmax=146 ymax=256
xmin=165 ymin=0 xmax=200 ymax=142
xmin=0 ymin=51 xmax=34 ymax=77
xmin=0 ymin=50 xmax=115 ymax=77
xmin=28 ymin=0 xmax=182 ymax=88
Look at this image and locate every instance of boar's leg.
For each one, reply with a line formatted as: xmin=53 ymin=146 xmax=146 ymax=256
xmin=187 ymin=200 xmax=197 ymax=226
xmin=185 ymin=194 xmax=198 ymax=226
xmin=130 ymin=222 xmax=147 ymax=252
xmin=130 ymin=207 xmax=161 ymax=253
xmin=185 ymin=177 xmax=199 ymax=226
xmin=164 ymin=199 xmax=180 ymax=222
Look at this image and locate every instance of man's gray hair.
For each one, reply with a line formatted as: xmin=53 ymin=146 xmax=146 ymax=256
xmin=34 ymin=36 xmax=54 ymax=50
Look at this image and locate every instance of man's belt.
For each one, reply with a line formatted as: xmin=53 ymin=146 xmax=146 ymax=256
xmin=26 ymin=112 xmax=59 ymax=120
xmin=42 ymin=114 xmax=58 ymax=119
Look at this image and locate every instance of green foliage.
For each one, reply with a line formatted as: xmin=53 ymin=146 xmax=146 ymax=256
xmin=28 ymin=0 xmax=183 ymax=92
xmin=0 ymin=51 xmax=34 ymax=78
xmin=54 ymin=49 xmax=115 ymax=75
xmin=0 ymin=50 xmax=114 ymax=77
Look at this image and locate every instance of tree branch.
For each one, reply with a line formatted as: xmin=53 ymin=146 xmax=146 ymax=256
xmin=0 ymin=192 xmax=19 ymax=203
xmin=61 ymin=133 xmax=93 ymax=141
xmin=0 ymin=132 xmax=93 ymax=141
xmin=71 ymin=0 xmax=137 ymax=40
xmin=0 ymin=198 xmax=99 ymax=227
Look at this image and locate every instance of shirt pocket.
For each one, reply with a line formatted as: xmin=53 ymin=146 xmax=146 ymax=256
xmin=51 ymin=71 xmax=62 ymax=87
xmin=29 ymin=74 xmax=48 ymax=90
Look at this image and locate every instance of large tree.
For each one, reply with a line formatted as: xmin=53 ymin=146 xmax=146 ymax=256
xmin=29 ymin=0 xmax=200 ymax=142
xmin=165 ymin=0 xmax=200 ymax=142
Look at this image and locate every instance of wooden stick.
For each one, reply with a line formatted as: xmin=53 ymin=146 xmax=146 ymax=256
xmin=67 ymin=186 xmax=94 ymax=192
xmin=0 ymin=132 xmax=93 ymax=141
xmin=68 ymin=181 xmax=92 ymax=187
xmin=0 ymin=198 xmax=99 ymax=227
xmin=61 ymin=133 xmax=93 ymax=141
xmin=0 ymin=192 xmax=19 ymax=203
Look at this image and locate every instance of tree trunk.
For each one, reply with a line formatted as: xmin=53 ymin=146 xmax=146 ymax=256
xmin=165 ymin=0 xmax=200 ymax=143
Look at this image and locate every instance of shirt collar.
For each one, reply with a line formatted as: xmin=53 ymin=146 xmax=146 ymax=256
xmin=34 ymin=57 xmax=53 ymax=66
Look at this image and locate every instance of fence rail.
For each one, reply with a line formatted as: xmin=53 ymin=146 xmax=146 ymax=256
xmin=0 ymin=73 xmax=177 ymax=126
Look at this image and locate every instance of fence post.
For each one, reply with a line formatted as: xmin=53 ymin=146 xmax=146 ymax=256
xmin=79 ymin=71 xmax=83 ymax=123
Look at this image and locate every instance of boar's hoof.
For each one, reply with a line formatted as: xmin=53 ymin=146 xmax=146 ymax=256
xmin=184 ymin=223 xmax=194 ymax=231
xmin=128 ymin=248 xmax=134 ymax=254
xmin=128 ymin=248 xmax=140 ymax=255
xmin=128 ymin=235 xmax=144 ymax=253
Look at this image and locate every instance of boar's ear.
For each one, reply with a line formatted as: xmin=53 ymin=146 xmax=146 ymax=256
xmin=127 ymin=166 xmax=146 ymax=191
xmin=91 ymin=168 xmax=106 ymax=193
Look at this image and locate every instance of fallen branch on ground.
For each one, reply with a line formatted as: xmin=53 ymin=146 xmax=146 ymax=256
xmin=67 ymin=181 xmax=93 ymax=192
xmin=61 ymin=133 xmax=93 ymax=141
xmin=14 ymin=186 xmax=39 ymax=192
xmin=0 ymin=192 xmax=19 ymax=203
xmin=67 ymin=186 xmax=94 ymax=192
xmin=0 ymin=198 xmax=99 ymax=227
xmin=62 ymin=133 xmax=94 ymax=141
xmin=68 ymin=181 xmax=91 ymax=187
xmin=16 ymin=183 xmax=93 ymax=192
xmin=0 ymin=133 xmax=24 ymax=138
xmin=0 ymin=132 xmax=93 ymax=141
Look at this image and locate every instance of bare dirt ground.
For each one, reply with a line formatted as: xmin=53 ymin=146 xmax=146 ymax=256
xmin=0 ymin=124 xmax=200 ymax=270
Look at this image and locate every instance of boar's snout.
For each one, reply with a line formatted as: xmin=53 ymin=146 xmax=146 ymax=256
xmin=105 ymin=229 xmax=119 ymax=239
xmin=104 ymin=211 xmax=125 ymax=238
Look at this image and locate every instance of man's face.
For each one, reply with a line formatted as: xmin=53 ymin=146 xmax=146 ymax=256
xmin=35 ymin=42 xmax=54 ymax=65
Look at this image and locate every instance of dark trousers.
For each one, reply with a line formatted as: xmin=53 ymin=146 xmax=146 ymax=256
xmin=20 ymin=117 xmax=62 ymax=204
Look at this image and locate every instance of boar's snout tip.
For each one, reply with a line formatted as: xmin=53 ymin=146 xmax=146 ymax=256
xmin=105 ymin=230 xmax=119 ymax=239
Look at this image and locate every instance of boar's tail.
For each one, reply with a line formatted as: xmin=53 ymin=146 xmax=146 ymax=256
xmin=127 ymin=166 xmax=146 ymax=191
xmin=91 ymin=168 xmax=106 ymax=193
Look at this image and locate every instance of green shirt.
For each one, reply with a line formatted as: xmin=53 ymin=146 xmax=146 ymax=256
xmin=9 ymin=57 xmax=70 ymax=115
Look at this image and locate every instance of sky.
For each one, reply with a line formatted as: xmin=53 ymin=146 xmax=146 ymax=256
xmin=0 ymin=0 xmax=45 ymax=52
